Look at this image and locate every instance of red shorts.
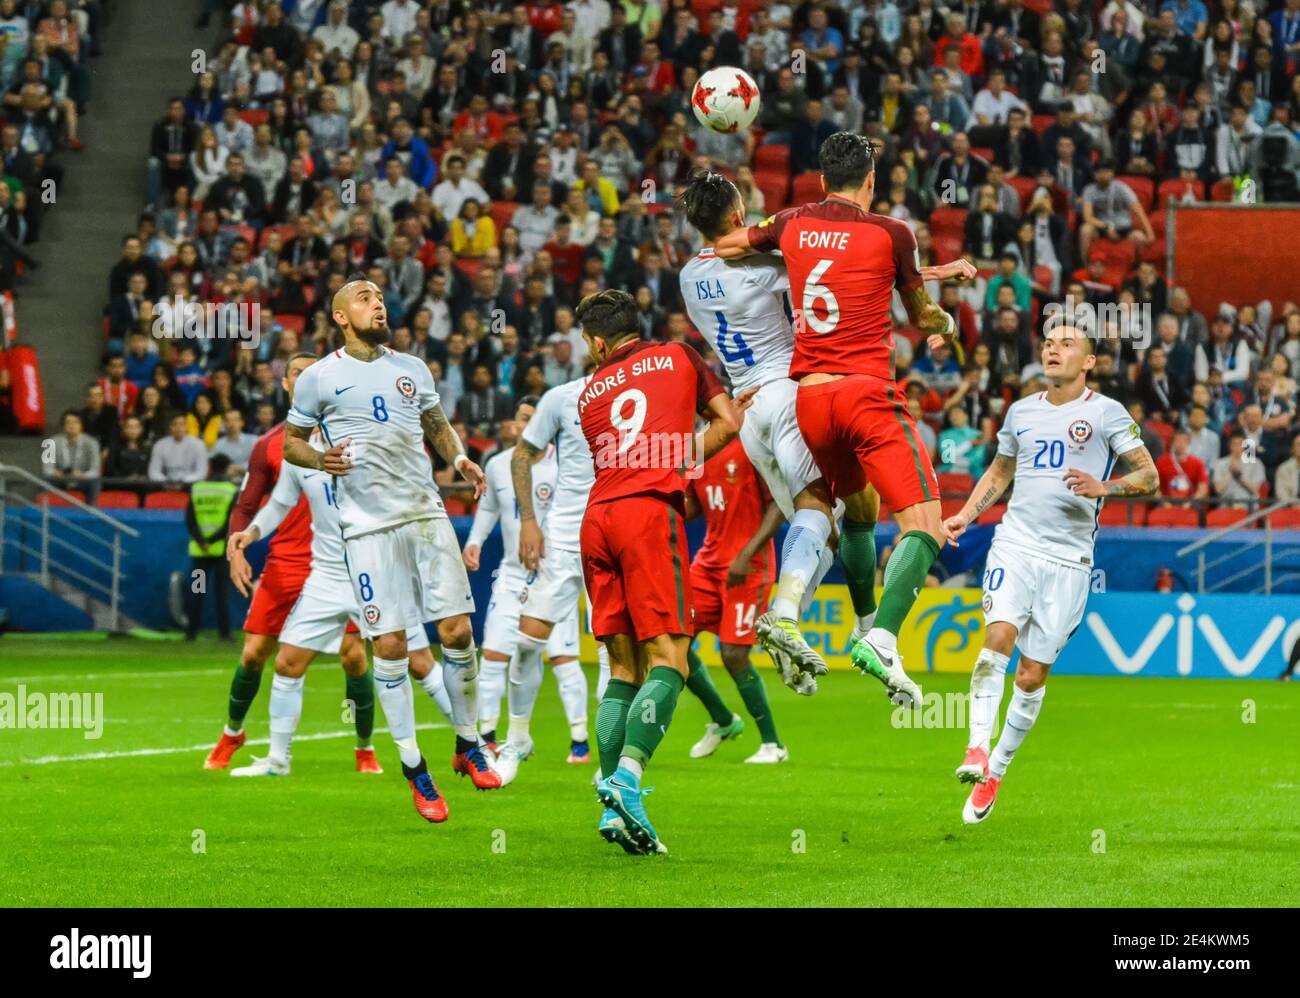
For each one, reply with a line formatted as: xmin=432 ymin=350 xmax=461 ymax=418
xmin=690 ymin=557 xmax=773 ymax=646
xmin=243 ymin=558 xmax=310 ymax=637
xmin=796 ymin=375 xmax=940 ymax=511
xmin=581 ymin=495 xmax=694 ymax=642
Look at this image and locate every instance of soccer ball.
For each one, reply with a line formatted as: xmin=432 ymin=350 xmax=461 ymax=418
xmin=691 ymin=67 xmax=762 ymax=133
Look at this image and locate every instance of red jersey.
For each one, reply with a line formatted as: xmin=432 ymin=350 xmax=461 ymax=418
xmin=687 ymin=438 xmax=773 ymax=571
xmin=231 ymin=422 xmax=313 ymax=568
xmin=579 ymin=339 xmax=725 ymax=511
xmin=747 ymin=194 xmax=923 ymax=381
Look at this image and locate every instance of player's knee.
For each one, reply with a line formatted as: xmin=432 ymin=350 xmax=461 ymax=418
xmin=438 ymin=615 xmax=472 ymax=649
xmin=1015 ymin=660 xmax=1049 ymax=692
xmin=372 ymin=632 xmax=407 ymax=661
xmin=274 ymin=649 xmax=309 ymax=678
xmin=720 ymin=644 xmax=750 ymax=674
xmin=406 ymin=648 xmax=433 ymax=679
xmin=240 ymin=636 xmax=271 ymax=670
xmin=339 ymin=647 xmax=368 ymax=677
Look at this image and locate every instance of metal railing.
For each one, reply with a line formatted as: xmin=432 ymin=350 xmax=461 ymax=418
xmin=0 ymin=464 xmax=141 ymax=630
xmin=1174 ymin=500 xmax=1298 ymax=594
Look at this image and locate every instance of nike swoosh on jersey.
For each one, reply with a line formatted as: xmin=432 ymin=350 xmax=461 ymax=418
xmin=335 ymin=386 xmax=355 ymax=395
xmin=1016 ymin=427 xmax=1031 ymax=435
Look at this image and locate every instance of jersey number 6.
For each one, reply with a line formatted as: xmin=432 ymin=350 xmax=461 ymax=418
xmin=801 ymin=258 xmax=841 ymax=334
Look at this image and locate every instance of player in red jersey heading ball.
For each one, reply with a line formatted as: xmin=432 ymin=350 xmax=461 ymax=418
xmin=715 ymin=131 xmax=977 ymax=709
xmin=575 ymin=288 xmax=746 ymax=856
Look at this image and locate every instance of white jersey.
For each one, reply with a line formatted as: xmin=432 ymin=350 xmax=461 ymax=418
xmin=519 ymin=376 xmax=592 ymax=552
xmin=467 ymin=444 xmax=558 ymax=574
xmin=679 ymin=247 xmax=793 ymax=392
xmin=287 ymin=347 xmax=446 ymax=541
xmin=995 ymin=388 xmax=1144 ymax=567
xmin=249 ymin=431 xmax=348 ymax=581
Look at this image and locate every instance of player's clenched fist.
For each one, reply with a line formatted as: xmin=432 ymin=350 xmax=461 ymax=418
xmin=320 ymin=437 xmax=353 ymax=475
xmin=942 ymin=511 xmax=970 ymax=546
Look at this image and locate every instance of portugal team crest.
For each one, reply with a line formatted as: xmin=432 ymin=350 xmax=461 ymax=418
xmin=395 ymin=375 xmax=417 ymax=399
xmin=1068 ymin=419 xmax=1093 ymax=445
xmin=363 ymin=604 xmax=381 ymax=625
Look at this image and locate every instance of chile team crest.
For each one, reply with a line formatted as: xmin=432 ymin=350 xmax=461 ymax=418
xmin=396 ymin=376 xmax=417 ymax=400
xmin=1068 ymin=419 xmax=1093 ymax=445
xmin=363 ymin=604 xmax=381 ymax=625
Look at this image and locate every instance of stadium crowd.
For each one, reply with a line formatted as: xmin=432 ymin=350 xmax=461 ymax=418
xmin=34 ymin=0 xmax=1300 ymax=525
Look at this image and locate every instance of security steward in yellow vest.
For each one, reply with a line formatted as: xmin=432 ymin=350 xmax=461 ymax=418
xmin=185 ymin=454 xmax=238 ymax=640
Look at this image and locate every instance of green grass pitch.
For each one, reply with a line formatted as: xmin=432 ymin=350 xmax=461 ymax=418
xmin=2 ymin=638 xmax=1296 ymax=906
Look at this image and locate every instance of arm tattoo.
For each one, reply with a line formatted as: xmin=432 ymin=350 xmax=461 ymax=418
xmin=1105 ymin=446 xmax=1159 ymax=497
xmin=420 ymin=404 xmax=464 ymax=467
xmin=967 ymin=454 xmax=1016 ymax=517
xmin=281 ymin=422 xmax=321 ymax=471
xmin=900 ymin=286 xmax=952 ymax=338
xmin=512 ymin=438 xmax=542 ymax=522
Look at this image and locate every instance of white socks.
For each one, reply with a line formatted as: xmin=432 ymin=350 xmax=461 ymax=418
xmin=441 ymin=642 xmax=480 ymax=742
xmin=595 ymin=643 xmax=611 ymax=700
xmin=417 ymin=665 xmax=453 ymax=723
xmin=373 ymin=656 xmax=421 ymax=768
xmin=772 ymin=508 xmax=834 ymax=621
xmin=551 ymin=660 xmax=589 ymax=741
xmin=968 ymin=649 xmax=1010 ymax=752
xmin=990 ymin=685 xmax=1045 ymax=778
xmin=477 ymin=655 xmax=509 ymax=735
xmin=506 ymin=631 xmax=546 ymax=745
xmin=267 ymin=673 xmax=304 ymax=764
xmin=801 ymin=544 xmax=836 ymax=615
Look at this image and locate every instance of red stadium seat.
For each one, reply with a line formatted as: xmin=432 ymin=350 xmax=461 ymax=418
xmin=276 ymin=314 xmax=305 ymax=337
xmin=928 ymin=206 xmax=967 ymax=238
xmin=37 ymin=490 xmax=85 ymax=507
xmin=1098 ymin=502 xmax=1147 ymax=527
xmin=237 ymin=109 xmax=269 ymax=127
xmin=940 ymin=497 xmax=966 ymax=519
xmin=970 ymin=146 xmax=994 ymax=163
xmin=1089 ymin=237 xmax=1137 ymax=271
xmin=1206 ymin=508 xmax=1250 ymax=529
xmin=489 ymin=200 xmax=520 ymax=235
xmin=96 ymin=490 xmax=140 ymax=509
xmin=753 ymin=167 xmax=788 ymax=212
xmin=144 ymin=491 xmax=191 ymax=510
xmin=1267 ymin=508 xmax=1300 ymax=530
xmin=754 ymin=143 xmax=790 ymax=172
xmin=1117 ymin=175 xmax=1154 ymax=210
xmin=976 ymin=503 xmax=1006 ymax=525
xmin=1138 ymin=236 xmax=1166 ymax=264
xmin=1210 ymin=177 xmax=1236 ymax=202
xmin=937 ymin=471 xmax=974 ymax=495
xmin=933 ymin=233 xmax=963 ymax=266
xmin=1145 ymin=506 xmax=1201 ymax=528
xmin=791 ymin=171 xmax=824 ymax=205
xmin=1007 ymin=175 xmax=1038 ymax=209
xmin=1148 ymin=209 xmax=1166 ymax=236
xmin=1159 ymin=178 xmax=1203 ymax=205
xmin=1031 ymin=114 xmax=1054 ymax=136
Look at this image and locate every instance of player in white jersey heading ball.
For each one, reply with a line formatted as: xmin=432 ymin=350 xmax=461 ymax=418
xmin=284 ymin=278 xmax=499 ymax=824
xmin=943 ymin=325 xmax=1157 ymax=824
xmin=462 ymin=395 xmax=588 ymax=763
xmin=678 ymin=172 xmax=841 ymax=693
xmin=225 ymin=353 xmax=457 ymax=779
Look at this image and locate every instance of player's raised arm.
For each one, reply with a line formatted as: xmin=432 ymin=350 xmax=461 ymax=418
xmin=947 ymin=455 xmax=1016 ymax=546
xmin=728 ymin=498 xmax=785 ymax=590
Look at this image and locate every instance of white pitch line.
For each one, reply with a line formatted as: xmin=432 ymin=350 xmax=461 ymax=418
xmin=0 ymin=722 xmax=447 ymax=767
xmin=0 ymin=668 xmax=231 ymax=685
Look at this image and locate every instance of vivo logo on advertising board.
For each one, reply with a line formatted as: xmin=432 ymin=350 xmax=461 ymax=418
xmin=1056 ymin=592 xmax=1300 ymax=679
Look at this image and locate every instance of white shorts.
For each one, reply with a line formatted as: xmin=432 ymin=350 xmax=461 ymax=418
xmin=739 ymin=377 xmax=823 ymax=519
xmin=982 ymin=539 xmax=1090 ymax=665
xmin=522 ymin=545 xmax=584 ymax=626
xmin=343 ymin=517 xmax=475 ymax=639
xmin=482 ymin=566 xmax=581 ymax=658
xmin=280 ymin=569 xmax=430 ymax=653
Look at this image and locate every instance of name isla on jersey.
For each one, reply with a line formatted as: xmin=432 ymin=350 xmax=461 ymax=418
xmin=578 ymin=354 xmax=675 ymax=414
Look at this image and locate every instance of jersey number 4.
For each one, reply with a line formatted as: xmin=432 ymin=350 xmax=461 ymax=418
xmin=713 ymin=311 xmax=754 ymax=367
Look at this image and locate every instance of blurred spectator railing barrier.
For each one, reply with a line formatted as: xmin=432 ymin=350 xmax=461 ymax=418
xmin=0 ymin=464 xmax=140 ymax=631
xmin=1176 ymin=500 xmax=1300 ymax=596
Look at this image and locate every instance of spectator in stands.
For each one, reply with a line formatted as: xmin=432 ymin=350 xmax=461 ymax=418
xmin=1273 ymin=435 xmax=1300 ymax=503
xmin=1157 ymin=429 xmax=1210 ymax=499
xmin=109 ymin=234 xmax=166 ymax=300
xmin=209 ymin=408 xmax=255 ymax=477
xmin=1185 ymin=403 xmax=1223 ymax=468
xmin=186 ymin=391 xmax=221 ymax=448
xmin=1079 ymin=159 xmax=1155 ymax=258
xmin=42 ymin=409 xmax=101 ymax=501
xmin=104 ymin=414 xmax=151 ymax=488
xmin=1207 ymin=314 xmax=1253 ymax=385
xmin=123 ymin=330 xmax=160 ymax=391
xmin=100 ymin=356 xmax=139 ymax=422
xmin=149 ymin=412 xmax=208 ymax=486
xmin=1213 ymin=430 xmax=1266 ymax=505
xmin=1245 ymin=368 xmax=1295 ymax=470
